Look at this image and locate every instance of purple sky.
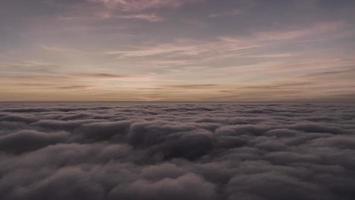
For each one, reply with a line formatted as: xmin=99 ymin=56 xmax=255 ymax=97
xmin=1 ymin=0 xmax=355 ymax=102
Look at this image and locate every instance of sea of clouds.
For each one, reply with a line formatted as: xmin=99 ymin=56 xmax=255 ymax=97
xmin=0 ymin=103 xmax=354 ymax=200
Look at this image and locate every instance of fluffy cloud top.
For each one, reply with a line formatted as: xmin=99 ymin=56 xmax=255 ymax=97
xmin=0 ymin=103 xmax=355 ymax=200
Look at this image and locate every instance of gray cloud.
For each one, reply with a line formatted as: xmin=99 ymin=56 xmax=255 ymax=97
xmin=0 ymin=103 xmax=355 ymax=200
xmin=0 ymin=130 xmax=68 ymax=154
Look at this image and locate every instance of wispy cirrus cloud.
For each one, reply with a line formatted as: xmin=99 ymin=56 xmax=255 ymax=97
xmin=105 ymin=38 xmax=259 ymax=59
xmin=58 ymin=12 xmax=164 ymax=22
xmin=165 ymin=84 xmax=219 ymax=89
xmin=208 ymin=9 xmax=242 ymax=18
xmin=78 ymin=73 xmax=128 ymax=79
xmin=104 ymin=20 xmax=346 ymax=63
xmin=89 ymin=0 xmax=201 ymax=12
xmin=115 ymin=13 xmax=164 ymax=22
xmin=252 ymin=21 xmax=346 ymax=42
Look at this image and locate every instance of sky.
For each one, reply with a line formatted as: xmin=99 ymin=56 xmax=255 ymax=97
xmin=0 ymin=0 xmax=355 ymax=102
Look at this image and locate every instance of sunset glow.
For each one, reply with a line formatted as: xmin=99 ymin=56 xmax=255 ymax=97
xmin=1 ymin=0 xmax=355 ymax=101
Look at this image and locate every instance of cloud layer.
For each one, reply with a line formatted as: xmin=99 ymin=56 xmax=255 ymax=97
xmin=0 ymin=103 xmax=355 ymax=200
